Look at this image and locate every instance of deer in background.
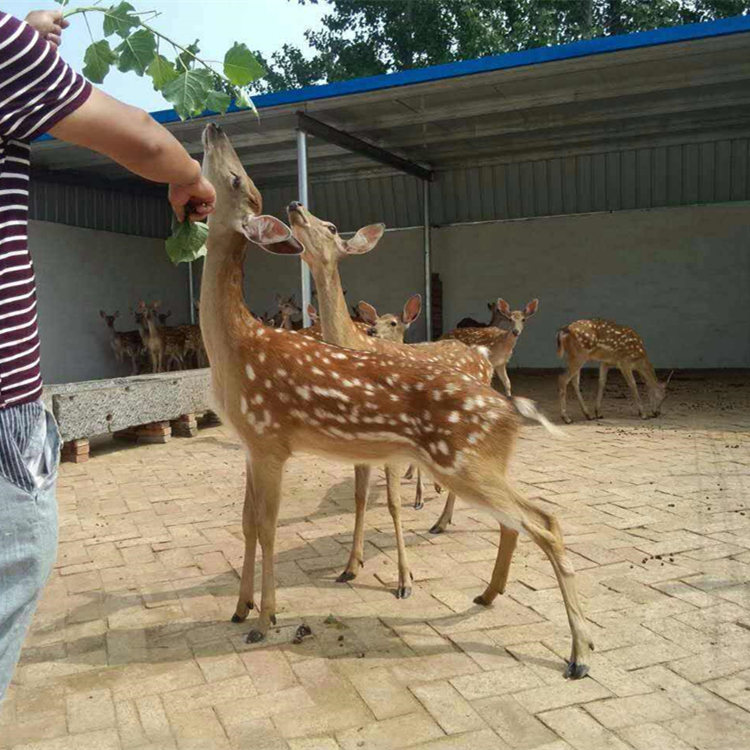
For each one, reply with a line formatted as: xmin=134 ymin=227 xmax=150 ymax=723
xmin=273 ymin=294 xmax=302 ymax=330
xmin=199 ymin=123 xmax=592 ymax=677
xmin=456 ymin=301 xmax=509 ymax=329
xmin=157 ymin=309 xmax=172 ymax=326
xmin=557 ymin=319 xmax=672 ymax=423
xmin=358 ymin=294 xmax=421 ymax=343
xmin=99 ymin=310 xmax=142 ymax=374
xmin=442 ymin=299 xmax=539 ymax=396
xmin=136 ymin=301 xmax=186 ymax=372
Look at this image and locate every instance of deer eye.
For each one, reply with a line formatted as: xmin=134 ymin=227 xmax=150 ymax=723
xmin=231 ymin=174 xmax=241 ymax=190
xmin=390 ymin=321 xmax=397 ymax=327
xmin=327 ymin=224 xmax=337 ymax=234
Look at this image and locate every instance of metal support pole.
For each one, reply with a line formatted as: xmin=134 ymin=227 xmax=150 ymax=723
xmin=297 ymin=129 xmax=313 ymax=327
xmin=188 ymin=261 xmax=195 ymax=324
xmin=423 ymin=180 xmax=432 ymax=341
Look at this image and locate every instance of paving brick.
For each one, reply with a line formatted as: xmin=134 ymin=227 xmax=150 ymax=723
xmin=12 ymin=729 xmax=121 ymax=750
xmin=582 ymin=692 xmax=686 ymax=729
xmin=348 ymin=666 xmax=421 ymax=719
xmin=473 ymin=696 xmax=557 ymax=749
xmin=616 ymin=722 xmax=696 ymax=750
xmin=66 ymin=688 xmax=116 ymax=734
xmin=513 ymin=679 xmax=612 ymax=714
xmin=336 ymin=711 xmax=444 ymax=750
xmin=240 ymin=648 xmax=297 ymax=694
xmin=168 ymin=706 xmax=231 ymax=750
xmin=411 ymin=729 xmax=511 ymax=749
xmin=538 ymin=707 xmax=632 ymax=750
xmin=411 ymin=681 xmax=486 ymax=734
xmin=450 ymin=666 xmax=544 ymax=701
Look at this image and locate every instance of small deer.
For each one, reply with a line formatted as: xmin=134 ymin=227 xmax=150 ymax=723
xmin=357 ymin=294 xmax=421 ymax=343
xmin=99 ymin=310 xmax=142 ymax=374
xmin=200 ymin=122 xmax=592 ymax=678
xmin=157 ymin=309 xmax=172 ymax=326
xmin=274 ymin=294 xmax=302 ymax=330
xmin=557 ymin=319 xmax=672 ymax=423
xmin=442 ymin=299 xmax=539 ymax=396
xmin=136 ymin=301 xmax=186 ymax=372
xmin=456 ymin=301 xmax=509 ymax=329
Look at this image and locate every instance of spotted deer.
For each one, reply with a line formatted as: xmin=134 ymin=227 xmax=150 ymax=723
xmin=456 ymin=301 xmax=509 ymax=329
xmin=287 ymin=200 xmax=503 ymax=579
xmin=358 ymin=294 xmax=421 ymax=343
xmin=274 ymin=294 xmax=302 ymax=330
xmin=200 ymin=123 xmax=591 ymax=677
xmin=557 ymin=319 xmax=672 ymax=423
xmin=99 ymin=310 xmax=142 ymax=374
xmin=136 ymin=301 xmax=186 ymax=372
xmin=358 ymin=295 xmax=436 ymax=509
xmin=442 ymin=299 xmax=539 ymax=397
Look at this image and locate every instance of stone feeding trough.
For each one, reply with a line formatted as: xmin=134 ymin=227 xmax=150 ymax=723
xmin=42 ymin=368 xmax=214 ymax=462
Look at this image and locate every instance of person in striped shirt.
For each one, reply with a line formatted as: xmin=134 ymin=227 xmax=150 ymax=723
xmin=0 ymin=8 xmax=215 ymax=700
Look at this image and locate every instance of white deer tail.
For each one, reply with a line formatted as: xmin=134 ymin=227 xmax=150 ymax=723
xmin=512 ymin=397 xmax=567 ymax=438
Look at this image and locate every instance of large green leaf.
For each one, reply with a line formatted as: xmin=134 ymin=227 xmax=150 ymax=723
xmin=147 ymin=54 xmax=179 ymax=91
xmin=102 ymin=2 xmax=139 ymax=39
xmin=166 ymin=219 xmax=208 ymax=265
xmin=223 ymin=43 xmax=265 ymax=87
xmin=176 ymin=40 xmax=200 ymax=72
xmin=206 ymin=90 xmax=232 ymax=114
xmin=82 ymin=40 xmax=117 ymax=84
xmin=116 ymin=29 xmax=156 ymax=76
xmin=234 ymin=87 xmax=258 ymax=117
xmin=162 ymin=68 xmax=214 ymax=120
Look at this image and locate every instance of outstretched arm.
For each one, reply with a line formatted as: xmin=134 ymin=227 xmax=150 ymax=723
xmin=48 ymin=87 xmax=214 ymax=221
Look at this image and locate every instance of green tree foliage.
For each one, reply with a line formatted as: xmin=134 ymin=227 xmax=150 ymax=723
xmin=254 ymin=0 xmax=750 ymax=92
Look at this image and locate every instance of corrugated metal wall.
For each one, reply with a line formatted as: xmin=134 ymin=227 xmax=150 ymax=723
xmin=31 ymin=137 xmax=750 ymax=237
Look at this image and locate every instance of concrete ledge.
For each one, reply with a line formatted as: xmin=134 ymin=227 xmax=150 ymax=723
xmin=43 ymin=369 xmax=212 ymax=442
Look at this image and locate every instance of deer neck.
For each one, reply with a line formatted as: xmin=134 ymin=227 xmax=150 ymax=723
xmin=310 ymin=261 xmax=362 ymax=349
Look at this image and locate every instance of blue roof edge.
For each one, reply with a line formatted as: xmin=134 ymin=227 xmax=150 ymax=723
xmin=36 ymin=14 xmax=750 ymax=141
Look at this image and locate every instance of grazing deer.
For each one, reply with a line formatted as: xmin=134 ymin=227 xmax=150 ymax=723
xmin=456 ymin=301 xmax=508 ymax=329
xmin=442 ymin=299 xmax=539 ymax=397
xmin=358 ymin=294 xmax=421 ymax=343
xmin=557 ymin=319 xmax=672 ymax=423
xmin=99 ymin=310 xmax=142 ymax=374
xmin=200 ymin=123 xmax=592 ymax=677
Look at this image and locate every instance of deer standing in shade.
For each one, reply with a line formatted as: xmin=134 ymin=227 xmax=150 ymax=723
xmin=99 ymin=310 xmax=142 ymax=374
xmin=557 ymin=319 xmax=672 ymax=423
xmin=199 ymin=123 xmax=592 ymax=677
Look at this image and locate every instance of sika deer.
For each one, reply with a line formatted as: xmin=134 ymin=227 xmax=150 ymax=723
xmin=287 ymin=201 xmax=498 ymax=581
xmin=275 ymin=294 xmax=302 ymax=330
xmin=456 ymin=301 xmax=509 ymax=329
xmin=99 ymin=310 xmax=142 ymax=374
xmin=200 ymin=123 xmax=592 ymax=677
xmin=442 ymin=299 xmax=539 ymax=396
xmin=358 ymin=294 xmax=421 ymax=343
xmin=557 ymin=319 xmax=672 ymax=423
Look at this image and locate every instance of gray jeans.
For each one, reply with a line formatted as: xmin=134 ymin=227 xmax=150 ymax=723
xmin=0 ymin=402 xmax=60 ymax=701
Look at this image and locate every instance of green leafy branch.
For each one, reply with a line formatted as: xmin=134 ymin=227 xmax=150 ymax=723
xmin=60 ymin=2 xmax=264 ymax=120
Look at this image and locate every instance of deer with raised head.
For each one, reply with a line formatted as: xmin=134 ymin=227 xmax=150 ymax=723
xmin=273 ymin=294 xmax=302 ymax=330
xmin=287 ymin=200 xmax=501 ymax=579
xmin=99 ymin=310 xmax=142 ymax=374
xmin=157 ymin=309 xmax=172 ymax=326
xmin=442 ymin=299 xmax=539 ymax=397
xmin=557 ymin=319 xmax=672 ymax=423
xmin=136 ymin=301 xmax=186 ymax=372
xmin=200 ymin=123 xmax=592 ymax=677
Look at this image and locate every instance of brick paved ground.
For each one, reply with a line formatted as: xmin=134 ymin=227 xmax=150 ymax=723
xmin=1 ymin=370 xmax=749 ymax=750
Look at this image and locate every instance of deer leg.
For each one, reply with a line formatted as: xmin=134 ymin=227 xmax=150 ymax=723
xmin=385 ymin=465 xmax=412 ymax=598
xmin=496 ymin=364 xmax=512 ymax=397
xmin=572 ymin=368 xmax=593 ymax=420
xmin=521 ymin=504 xmax=594 ymax=678
xmin=337 ymin=464 xmax=371 ymax=583
xmin=594 ymin=364 xmax=609 ymax=418
xmin=414 ymin=468 xmax=424 ymax=510
xmin=473 ymin=524 xmax=519 ymax=606
xmin=245 ymin=455 xmax=286 ymax=644
xmin=558 ymin=369 xmax=573 ymax=423
xmin=429 ymin=491 xmax=456 ymax=534
xmin=233 ymin=460 xmax=257 ymax=622
xmin=404 ymin=464 xmax=415 ymax=480
xmin=620 ymin=367 xmax=647 ymax=419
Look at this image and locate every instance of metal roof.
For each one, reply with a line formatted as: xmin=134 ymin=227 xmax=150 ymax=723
xmin=33 ymin=15 xmax=750 ymax=188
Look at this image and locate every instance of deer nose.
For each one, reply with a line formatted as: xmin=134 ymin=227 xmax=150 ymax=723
xmin=208 ymin=122 xmax=223 ymax=133
xmin=366 ymin=327 xmax=376 ymax=337
xmin=288 ymin=201 xmax=303 ymax=212
xmin=512 ymin=329 xmax=520 ymax=337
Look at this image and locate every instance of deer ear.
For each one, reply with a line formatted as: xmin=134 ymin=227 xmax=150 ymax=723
xmin=487 ymin=301 xmax=494 ymax=311
xmin=345 ymin=224 xmax=385 ymax=255
xmin=496 ymin=298 xmax=512 ymax=319
xmin=523 ymin=299 xmax=539 ymax=318
xmin=243 ymin=215 xmax=303 ymax=255
xmin=402 ymin=294 xmax=422 ymax=325
xmin=306 ymin=303 xmax=317 ymax=318
xmin=357 ymin=301 xmax=378 ymax=325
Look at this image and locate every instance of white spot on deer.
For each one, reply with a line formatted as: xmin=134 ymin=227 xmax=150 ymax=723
xmin=240 ymin=395 xmax=248 ymax=414
xmin=312 ymin=367 xmax=324 ymax=376
xmin=265 ymin=379 xmax=272 ymax=389
xmin=245 ymin=364 xmax=255 ymax=380
xmin=276 ymin=369 xmax=288 ymax=378
xmin=258 ymin=352 xmax=266 ymax=364
xmin=448 ymin=411 xmax=460 ymax=423
xmin=278 ymin=393 xmax=290 ymax=403
xmin=330 ymin=351 xmax=347 ymax=360
xmin=296 ymin=385 xmax=311 ymax=401
xmin=467 ymin=432 xmax=480 ymax=444
xmin=252 ymin=393 xmax=264 ymax=405
xmin=437 ymin=440 xmax=449 ymax=455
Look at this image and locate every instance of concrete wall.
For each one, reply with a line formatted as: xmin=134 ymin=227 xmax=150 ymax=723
xmin=433 ymin=203 xmax=750 ymax=369
xmin=31 ymin=220 xmax=189 ymax=384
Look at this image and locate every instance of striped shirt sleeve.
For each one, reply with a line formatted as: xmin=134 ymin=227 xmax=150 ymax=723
xmin=0 ymin=12 xmax=92 ymax=142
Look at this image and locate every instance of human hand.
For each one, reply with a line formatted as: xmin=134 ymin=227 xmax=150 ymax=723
xmin=168 ymin=172 xmax=216 ymax=222
xmin=25 ymin=9 xmax=68 ymax=48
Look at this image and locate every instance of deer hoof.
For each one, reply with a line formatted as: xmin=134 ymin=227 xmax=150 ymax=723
xmin=414 ymin=499 xmax=424 ymax=510
xmin=473 ymin=594 xmax=491 ymax=607
xmin=561 ymin=415 xmax=573 ymax=424
xmin=336 ymin=570 xmax=357 ymax=583
xmin=245 ymin=629 xmax=265 ymax=644
xmin=429 ymin=523 xmax=446 ymax=534
xmin=594 ymin=412 xmax=603 ymax=419
xmin=564 ymin=661 xmax=590 ymax=680
xmin=231 ymin=613 xmax=245 ymax=623
xmin=396 ymin=585 xmax=412 ymax=599
xmin=585 ymin=413 xmax=595 ymax=421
